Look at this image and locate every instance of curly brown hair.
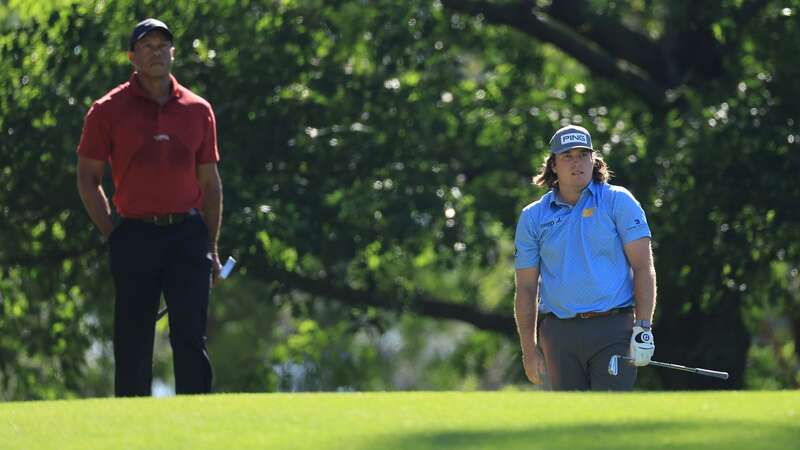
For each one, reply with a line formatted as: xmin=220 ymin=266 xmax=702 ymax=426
xmin=533 ymin=151 xmax=613 ymax=188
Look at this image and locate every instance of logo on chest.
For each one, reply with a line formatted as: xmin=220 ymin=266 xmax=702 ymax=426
xmin=582 ymin=207 xmax=595 ymax=218
xmin=153 ymin=133 xmax=171 ymax=142
xmin=541 ymin=216 xmax=564 ymax=229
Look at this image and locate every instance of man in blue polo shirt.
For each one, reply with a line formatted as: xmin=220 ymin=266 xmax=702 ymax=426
xmin=513 ymin=124 xmax=656 ymax=390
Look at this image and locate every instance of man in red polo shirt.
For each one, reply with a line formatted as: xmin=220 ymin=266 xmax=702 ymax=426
xmin=77 ymin=18 xmax=222 ymax=396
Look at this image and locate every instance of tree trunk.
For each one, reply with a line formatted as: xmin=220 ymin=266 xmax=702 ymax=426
xmin=656 ymin=293 xmax=750 ymax=389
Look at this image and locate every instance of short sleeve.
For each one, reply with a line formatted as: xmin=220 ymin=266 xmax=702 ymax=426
xmin=514 ymin=208 xmax=540 ymax=269
xmin=612 ymin=188 xmax=651 ymax=244
xmin=76 ymin=102 xmax=112 ymax=161
xmin=197 ymin=105 xmax=220 ymax=164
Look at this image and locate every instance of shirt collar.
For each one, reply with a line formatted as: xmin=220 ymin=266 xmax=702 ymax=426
xmin=549 ymin=181 xmax=598 ymax=209
xmin=129 ymin=72 xmax=182 ymax=101
xmin=586 ymin=180 xmax=599 ymax=196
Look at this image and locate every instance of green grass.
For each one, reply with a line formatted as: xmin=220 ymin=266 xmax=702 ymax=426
xmin=1 ymin=391 xmax=798 ymax=449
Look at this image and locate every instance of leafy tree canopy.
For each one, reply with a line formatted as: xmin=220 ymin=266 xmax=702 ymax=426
xmin=1 ymin=0 xmax=799 ymax=398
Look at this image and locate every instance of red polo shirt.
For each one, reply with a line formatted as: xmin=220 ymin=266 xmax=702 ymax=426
xmin=77 ymin=73 xmax=219 ymax=217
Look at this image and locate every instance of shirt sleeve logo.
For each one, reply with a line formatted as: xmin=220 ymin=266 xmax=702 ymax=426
xmin=627 ymin=218 xmax=646 ymax=230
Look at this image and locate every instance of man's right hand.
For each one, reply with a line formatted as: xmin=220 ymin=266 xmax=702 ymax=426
xmin=77 ymin=156 xmax=115 ymax=241
xmin=522 ymin=348 xmax=546 ymax=385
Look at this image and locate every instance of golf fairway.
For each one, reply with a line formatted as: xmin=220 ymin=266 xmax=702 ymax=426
xmin=1 ymin=391 xmax=798 ymax=449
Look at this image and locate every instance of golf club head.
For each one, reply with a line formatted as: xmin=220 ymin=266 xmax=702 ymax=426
xmin=608 ymin=354 xmax=620 ymax=376
xmin=220 ymin=256 xmax=237 ymax=279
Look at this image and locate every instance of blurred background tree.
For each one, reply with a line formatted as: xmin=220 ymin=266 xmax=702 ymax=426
xmin=1 ymin=0 xmax=798 ymax=399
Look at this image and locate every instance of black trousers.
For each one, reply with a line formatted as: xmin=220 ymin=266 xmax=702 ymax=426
xmin=108 ymin=214 xmax=213 ymax=396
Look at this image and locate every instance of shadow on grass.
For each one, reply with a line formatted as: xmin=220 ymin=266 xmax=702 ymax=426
xmin=362 ymin=420 xmax=799 ymax=450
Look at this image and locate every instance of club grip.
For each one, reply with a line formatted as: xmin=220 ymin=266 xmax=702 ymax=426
xmin=696 ymin=368 xmax=729 ymax=380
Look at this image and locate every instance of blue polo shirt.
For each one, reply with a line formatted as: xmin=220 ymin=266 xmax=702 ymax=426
xmin=514 ymin=181 xmax=651 ymax=318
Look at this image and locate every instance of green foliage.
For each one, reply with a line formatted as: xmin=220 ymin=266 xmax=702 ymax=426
xmin=2 ymin=0 xmax=800 ymax=398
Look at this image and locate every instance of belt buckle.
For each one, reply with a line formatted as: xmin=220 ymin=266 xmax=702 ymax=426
xmin=577 ymin=310 xmax=607 ymax=319
xmin=152 ymin=215 xmax=169 ymax=226
xmin=153 ymin=212 xmax=189 ymax=226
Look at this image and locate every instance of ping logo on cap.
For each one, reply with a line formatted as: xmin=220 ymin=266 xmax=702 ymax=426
xmin=561 ymin=133 xmax=588 ymax=145
xmin=550 ymin=124 xmax=594 ymax=153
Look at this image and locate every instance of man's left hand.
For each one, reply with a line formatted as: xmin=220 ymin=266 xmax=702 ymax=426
xmin=629 ymin=326 xmax=655 ymax=366
xmin=208 ymin=252 xmax=222 ymax=286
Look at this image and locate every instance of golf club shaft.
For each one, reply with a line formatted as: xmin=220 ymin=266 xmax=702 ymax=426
xmin=648 ymin=360 xmax=729 ymax=380
xmin=621 ymin=356 xmax=729 ymax=380
xmin=155 ymin=256 xmax=236 ymax=321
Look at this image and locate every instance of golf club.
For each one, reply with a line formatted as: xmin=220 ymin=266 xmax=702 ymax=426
xmin=607 ymin=354 xmax=729 ymax=380
xmin=156 ymin=256 xmax=237 ymax=321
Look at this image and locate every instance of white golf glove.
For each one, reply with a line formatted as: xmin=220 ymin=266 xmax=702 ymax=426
xmin=629 ymin=326 xmax=655 ymax=366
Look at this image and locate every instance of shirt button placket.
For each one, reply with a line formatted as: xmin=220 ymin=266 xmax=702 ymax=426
xmin=157 ymin=103 xmax=162 ymax=138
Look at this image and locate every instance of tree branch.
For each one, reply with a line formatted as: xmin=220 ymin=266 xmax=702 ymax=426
xmin=545 ymin=0 xmax=672 ymax=84
xmin=252 ymin=257 xmax=517 ymax=337
xmin=442 ymin=0 xmax=669 ymax=107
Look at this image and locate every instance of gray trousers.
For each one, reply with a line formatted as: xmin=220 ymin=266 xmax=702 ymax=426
xmin=539 ymin=310 xmax=636 ymax=391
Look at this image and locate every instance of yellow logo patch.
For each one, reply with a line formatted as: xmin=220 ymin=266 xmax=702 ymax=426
xmin=582 ymin=208 xmax=595 ymax=218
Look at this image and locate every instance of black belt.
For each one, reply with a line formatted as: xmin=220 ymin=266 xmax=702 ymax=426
xmin=122 ymin=209 xmax=198 ymax=226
